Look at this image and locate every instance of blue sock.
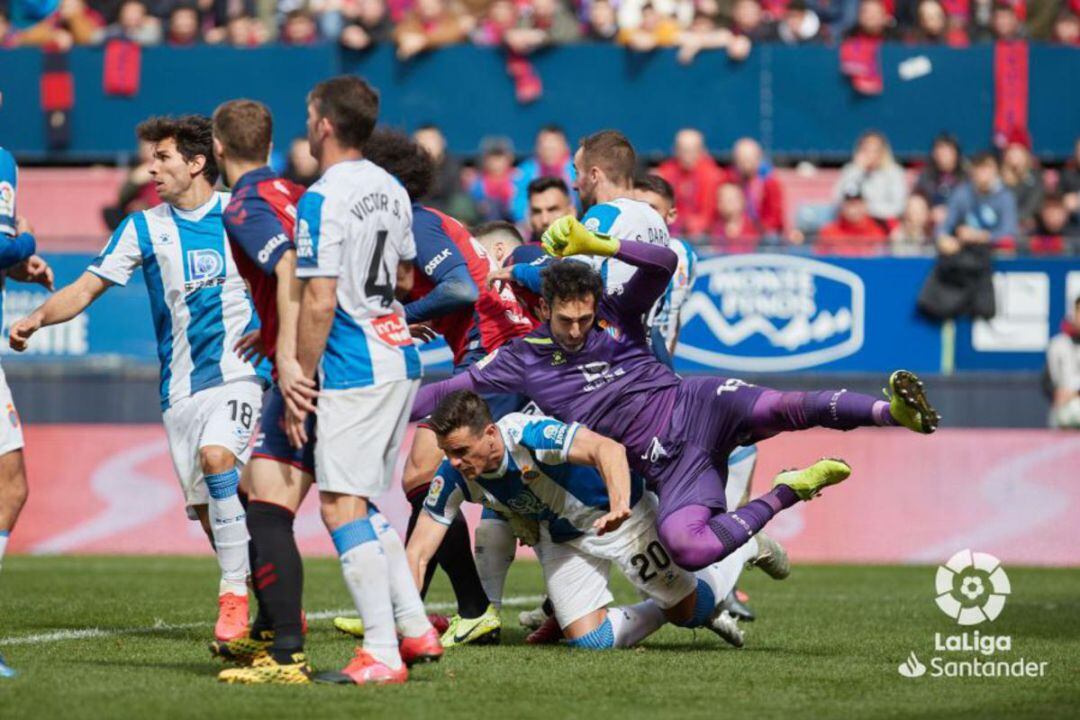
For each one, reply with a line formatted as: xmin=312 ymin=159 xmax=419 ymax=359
xmin=675 ymin=578 xmax=716 ymax=628
xmin=205 ymin=468 xmax=240 ymax=500
xmin=566 ymin=618 xmax=615 ymax=650
xmin=331 ymin=517 xmax=377 ymax=556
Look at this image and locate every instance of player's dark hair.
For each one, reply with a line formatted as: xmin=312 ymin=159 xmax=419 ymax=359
xmin=212 ymin=99 xmax=273 ymax=165
xmin=307 ymin=75 xmax=380 ymax=151
xmin=429 ymin=390 xmax=494 ymax=437
xmin=527 ymin=176 xmax=570 ymax=199
xmin=541 ymin=260 xmax=604 ymax=309
xmin=579 ymin=130 xmax=636 ymax=186
xmin=634 ymin=173 xmax=675 ymax=205
xmin=362 ymin=128 xmax=435 ymax=200
xmin=473 ymin=220 xmax=524 ymax=244
xmin=136 ymin=114 xmax=218 ymax=184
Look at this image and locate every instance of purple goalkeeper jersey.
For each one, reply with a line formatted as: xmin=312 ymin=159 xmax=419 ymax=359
xmin=412 ymin=241 xmax=682 ymax=470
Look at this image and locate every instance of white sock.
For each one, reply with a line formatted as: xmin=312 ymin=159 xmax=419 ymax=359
xmin=607 ymin=601 xmax=667 ymax=648
xmin=696 ymin=536 xmax=758 ymax=603
xmin=475 ymin=517 xmax=515 ymax=610
xmin=725 ymin=446 xmax=756 ymax=509
xmin=0 ymin=530 xmax=9 ymax=574
xmin=371 ymin=512 xmax=432 ymax=638
xmin=204 ymin=469 xmax=249 ymax=596
xmin=334 ymin=517 xmax=402 ymax=669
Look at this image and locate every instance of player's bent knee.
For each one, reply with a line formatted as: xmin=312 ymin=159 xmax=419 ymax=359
xmin=199 ymin=445 xmax=236 ymax=475
xmin=657 ymin=527 xmax=713 ymax=573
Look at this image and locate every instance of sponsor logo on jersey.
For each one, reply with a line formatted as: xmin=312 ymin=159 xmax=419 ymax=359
xmin=426 ymin=476 xmax=445 ymax=507
xmin=295 ymin=219 xmax=313 ymax=259
xmin=372 ymin=313 xmax=412 ymax=347
xmin=678 ymin=254 xmax=865 ymax=372
xmin=184 ymin=249 xmax=226 ymax=293
xmin=551 ymin=350 xmax=566 ymax=366
xmin=423 ymin=248 xmax=452 ymax=276
xmin=506 ymin=487 xmax=546 ymax=516
xmin=541 ymin=422 xmax=567 ymax=446
xmin=576 ymin=361 xmax=626 ymax=392
xmin=257 ymin=233 xmax=290 ymax=265
xmin=0 ymin=182 xmax=14 ymax=221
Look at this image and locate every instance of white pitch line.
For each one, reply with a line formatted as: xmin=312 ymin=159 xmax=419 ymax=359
xmin=0 ymin=595 xmax=546 ymax=648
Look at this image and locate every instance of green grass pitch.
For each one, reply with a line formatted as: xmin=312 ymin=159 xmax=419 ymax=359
xmin=0 ymin=556 xmax=1077 ymax=719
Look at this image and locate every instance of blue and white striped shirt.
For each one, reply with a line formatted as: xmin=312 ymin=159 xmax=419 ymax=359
xmin=89 ymin=192 xmax=262 ymax=409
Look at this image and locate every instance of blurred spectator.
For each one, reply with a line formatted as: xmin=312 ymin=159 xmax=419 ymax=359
xmin=937 ymin=151 xmax=1018 ymax=251
xmin=469 ymin=136 xmax=519 ymax=223
xmin=618 ymin=0 xmax=694 ymax=31
xmin=1061 ymin=137 xmax=1080 ymax=223
xmin=768 ymin=0 xmax=821 ymax=43
xmin=835 ymin=130 xmax=907 ymax=225
xmin=393 ymin=0 xmax=467 ymax=60
xmin=676 ymin=9 xmax=735 ymax=63
xmin=17 ymin=0 xmax=104 ymax=48
xmin=102 ymin=139 xmax=160 ymax=230
xmin=526 ymin=176 xmax=576 ymax=243
xmin=413 ymin=123 xmax=478 ymax=223
xmin=917 ymin=153 xmax=1013 ymax=321
xmin=512 ymin=125 xmax=576 ymax=222
xmin=619 ymin=2 xmax=683 ymax=50
xmin=1052 ymin=7 xmax=1080 ymax=45
xmin=585 ymin=0 xmax=619 ymax=40
xmin=0 ymin=9 xmax=15 ymax=47
xmin=215 ymin=13 xmax=267 ymax=46
xmin=656 ymin=129 xmax=724 ymax=240
xmin=906 ymin=0 xmax=966 ymax=44
xmin=1046 ymin=296 xmax=1080 ymax=428
xmin=847 ymin=0 xmax=898 ymax=40
xmin=340 ymin=0 xmax=393 ymax=50
xmin=817 ymin=187 xmax=887 ymax=253
xmin=724 ymin=137 xmax=786 ymax=237
xmin=101 ymin=0 xmax=162 ymax=44
xmin=986 ymin=0 xmax=1024 ymax=40
xmin=282 ymin=137 xmax=319 ymax=187
xmin=281 ymin=8 xmax=319 ymax=44
xmin=890 ymin=192 xmax=933 ymax=254
xmin=725 ymin=0 xmax=768 ymax=59
xmin=166 ymin=4 xmax=199 ymax=45
xmin=1029 ymin=193 xmax=1080 ymax=255
xmin=914 ymin=133 xmax=966 ymax=228
xmin=1000 ymin=141 xmax=1044 ymax=234
xmin=709 ymin=182 xmax=761 ymax=251
xmin=505 ymin=0 xmax=582 ymax=53
xmin=472 ymin=0 xmax=517 ymax=44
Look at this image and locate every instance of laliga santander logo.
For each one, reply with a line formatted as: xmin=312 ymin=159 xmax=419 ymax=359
xmin=934 ymin=549 xmax=1011 ymax=626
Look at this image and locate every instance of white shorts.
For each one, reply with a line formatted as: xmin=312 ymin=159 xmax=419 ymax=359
xmin=315 ymin=378 xmax=418 ymax=498
xmin=539 ymin=494 xmax=697 ymax=628
xmin=725 ymin=445 xmax=758 ymax=510
xmin=161 ymin=379 xmax=262 ymax=511
xmin=0 ymin=365 xmax=24 ymax=456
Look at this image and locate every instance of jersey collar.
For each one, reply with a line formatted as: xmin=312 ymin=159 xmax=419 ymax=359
xmin=232 ymin=166 xmax=277 ymax=193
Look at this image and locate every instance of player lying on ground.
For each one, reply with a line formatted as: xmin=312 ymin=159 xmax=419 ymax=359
xmin=407 ymin=390 xmax=815 ymax=649
xmin=0 ymin=143 xmax=55 ymax=679
xmin=331 ymin=130 xmax=536 ymax=649
xmin=410 ymin=215 xmax=940 ymax=573
xmin=10 ymin=116 xmax=264 ymax=643
xmin=207 ymin=99 xmax=317 ymax=680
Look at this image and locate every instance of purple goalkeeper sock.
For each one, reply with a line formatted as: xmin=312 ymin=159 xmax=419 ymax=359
xmin=657 ymin=486 xmax=800 ymax=572
xmin=748 ymin=389 xmax=896 ymax=441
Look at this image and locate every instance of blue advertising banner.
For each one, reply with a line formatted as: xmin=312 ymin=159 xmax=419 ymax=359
xmin=2 ymin=253 xmax=1075 ymax=375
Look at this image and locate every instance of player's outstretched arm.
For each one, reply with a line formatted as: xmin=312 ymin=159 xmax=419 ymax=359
xmin=610 ymin=240 xmax=679 ymax=320
xmin=0 ymin=217 xmax=38 ymax=271
xmin=9 ymin=271 xmax=110 ymax=352
xmin=405 ymin=512 xmax=450 ymax=591
xmin=566 ymin=427 xmax=632 ymax=536
xmin=410 ymin=372 xmax=479 ymax=422
xmin=273 ymin=250 xmax=317 ymax=417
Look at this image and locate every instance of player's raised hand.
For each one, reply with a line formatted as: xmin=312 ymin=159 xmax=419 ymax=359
xmin=409 ymin=323 xmax=438 ymax=343
xmin=592 ymin=506 xmax=631 ymax=536
xmin=541 ymin=216 xmax=620 ymax=258
xmin=485 ymin=266 xmax=513 ymax=289
xmin=9 ymin=316 xmax=41 ymax=352
xmin=233 ymin=329 xmax=267 ymax=365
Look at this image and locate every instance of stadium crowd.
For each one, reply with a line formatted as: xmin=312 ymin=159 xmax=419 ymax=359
xmin=102 ymin=124 xmax=1080 ymax=257
xmin=1 ymin=0 xmax=1078 ymax=57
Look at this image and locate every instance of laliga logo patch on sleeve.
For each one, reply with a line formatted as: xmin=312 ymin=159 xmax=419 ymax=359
xmin=584 ymin=217 xmax=601 ymax=232
xmin=426 ymin=475 xmax=445 ymax=507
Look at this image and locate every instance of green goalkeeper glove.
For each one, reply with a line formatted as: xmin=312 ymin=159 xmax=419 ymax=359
xmin=541 ymin=216 xmax=621 ymax=258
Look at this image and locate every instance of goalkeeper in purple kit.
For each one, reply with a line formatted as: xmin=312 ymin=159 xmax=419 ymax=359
xmin=411 ymin=215 xmax=940 ymax=572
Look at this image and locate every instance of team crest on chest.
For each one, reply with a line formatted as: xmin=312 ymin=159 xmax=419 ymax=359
xmin=597 ymin=319 xmax=622 ymax=340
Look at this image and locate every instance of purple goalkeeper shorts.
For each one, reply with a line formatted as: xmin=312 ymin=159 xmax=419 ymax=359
xmin=639 ymin=376 xmax=766 ymax=525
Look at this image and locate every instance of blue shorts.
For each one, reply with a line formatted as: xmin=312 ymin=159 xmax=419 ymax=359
xmin=252 ymin=385 xmax=316 ymax=475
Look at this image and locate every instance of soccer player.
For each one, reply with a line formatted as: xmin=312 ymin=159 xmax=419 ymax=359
xmin=0 ymin=146 xmax=54 ymax=680
xmin=10 ymin=116 xmax=263 ymax=642
xmin=409 ymin=391 xmax=796 ymax=649
xmin=281 ymin=76 xmax=438 ymax=685
xmin=331 ymin=128 xmax=534 ymax=647
xmin=208 ymin=99 xmax=317 ymax=679
xmin=525 ymin=177 xmax=576 ymax=246
xmin=409 ymin=222 xmax=939 ymax=573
